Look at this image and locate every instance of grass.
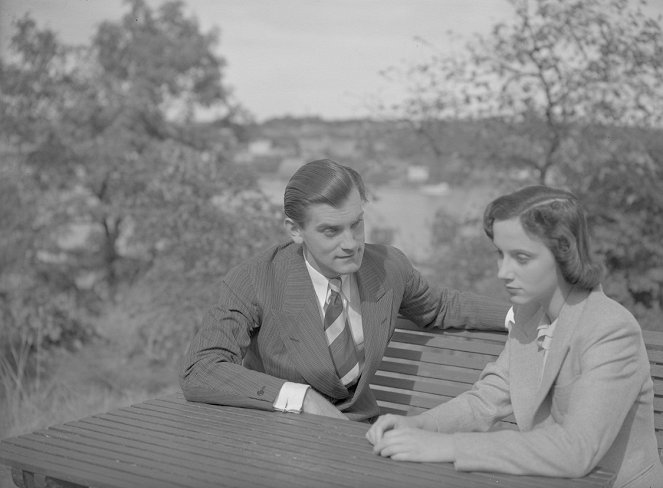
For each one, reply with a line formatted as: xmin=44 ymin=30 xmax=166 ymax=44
xmin=0 ymin=313 xmax=180 ymax=488
xmin=0 ymin=383 xmax=168 ymax=488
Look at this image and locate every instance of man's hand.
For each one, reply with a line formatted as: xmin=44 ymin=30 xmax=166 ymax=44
xmin=302 ymin=388 xmax=348 ymax=420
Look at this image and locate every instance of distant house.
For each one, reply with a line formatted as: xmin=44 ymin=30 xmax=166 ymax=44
xmin=406 ymin=165 xmax=430 ymax=183
xmin=420 ymin=182 xmax=450 ymax=196
xmin=235 ymin=138 xmax=275 ymax=164
xmin=299 ymin=135 xmax=358 ymax=161
xmin=235 ymin=137 xmax=296 ymax=173
xmin=247 ymin=139 xmax=273 ymax=156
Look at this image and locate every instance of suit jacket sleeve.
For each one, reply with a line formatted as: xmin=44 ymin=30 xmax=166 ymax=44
xmin=450 ymin=315 xmax=645 ymax=478
xmin=393 ymin=247 xmax=509 ymax=331
xmin=179 ymin=264 xmax=286 ymax=410
xmin=421 ymin=339 xmax=513 ymax=432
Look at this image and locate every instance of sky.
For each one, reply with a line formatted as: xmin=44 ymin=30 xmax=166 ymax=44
xmin=1 ymin=0 xmax=662 ymax=121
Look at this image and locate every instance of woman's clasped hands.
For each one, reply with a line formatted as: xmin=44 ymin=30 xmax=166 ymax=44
xmin=365 ymin=414 xmax=456 ymax=463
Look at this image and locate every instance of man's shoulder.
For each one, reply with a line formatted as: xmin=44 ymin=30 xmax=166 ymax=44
xmin=233 ymin=241 xmax=300 ymax=271
xmin=364 ymin=243 xmax=411 ymax=267
xmin=221 ymin=241 xmax=300 ymax=290
xmin=361 ymin=244 xmax=416 ymax=285
xmin=254 ymin=240 xmax=300 ymax=262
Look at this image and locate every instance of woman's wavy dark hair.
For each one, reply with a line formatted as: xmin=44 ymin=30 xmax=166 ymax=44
xmin=483 ymin=185 xmax=603 ymax=289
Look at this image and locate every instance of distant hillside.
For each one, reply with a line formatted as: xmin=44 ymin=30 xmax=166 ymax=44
xmin=239 ymin=116 xmax=503 ymax=187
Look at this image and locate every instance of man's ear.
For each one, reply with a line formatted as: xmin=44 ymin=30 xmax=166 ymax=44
xmin=284 ymin=218 xmax=304 ymax=244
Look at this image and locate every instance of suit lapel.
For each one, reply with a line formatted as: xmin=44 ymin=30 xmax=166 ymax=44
xmin=534 ymin=286 xmax=589 ymax=405
xmin=513 ymin=287 xmax=590 ymax=428
xmin=352 ymin=251 xmax=392 ymax=396
xmin=276 ymin=246 xmax=349 ymax=398
xmin=510 ymin=304 xmax=546 ymax=429
xmin=274 ymin=245 xmax=395 ymax=402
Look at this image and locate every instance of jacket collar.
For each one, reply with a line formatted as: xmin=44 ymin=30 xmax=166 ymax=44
xmin=354 ymin=249 xmax=391 ymax=396
xmin=534 ymin=286 xmax=590 ymax=403
xmin=276 ymin=244 xmax=392 ymax=400
xmin=510 ymin=286 xmax=591 ymax=428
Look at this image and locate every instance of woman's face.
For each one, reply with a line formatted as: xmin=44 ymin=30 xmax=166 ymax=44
xmin=492 ymin=217 xmax=561 ymax=308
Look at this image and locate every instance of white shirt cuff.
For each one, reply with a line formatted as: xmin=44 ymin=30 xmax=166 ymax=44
xmin=273 ymin=382 xmax=310 ymax=413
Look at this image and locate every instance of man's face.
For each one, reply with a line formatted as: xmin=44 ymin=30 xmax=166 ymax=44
xmin=286 ymin=187 xmax=365 ymax=278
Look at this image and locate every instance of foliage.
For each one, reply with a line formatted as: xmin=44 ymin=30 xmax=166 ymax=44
xmin=426 ymin=210 xmax=501 ymax=295
xmin=381 ymin=0 xmax=663 ymax=179
xmin=580 ymin=129 xmax=663 ymax=329
xmin=0 ymin=0 xmax=281 ymax=361
xmin=382 ymin=0 xmax=663 ymax=330
xmin=0 ymin=155 xmax=96 ymax=365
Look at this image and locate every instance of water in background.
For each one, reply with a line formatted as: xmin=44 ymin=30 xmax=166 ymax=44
xmin=258 ymin=177 xmax=489 ymax=264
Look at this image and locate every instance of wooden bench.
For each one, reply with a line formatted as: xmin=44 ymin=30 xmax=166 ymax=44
xmin=371 ymin=317 xmax=663 ymax=457
xmin=644 ymin=329 xmax=663 ymax=457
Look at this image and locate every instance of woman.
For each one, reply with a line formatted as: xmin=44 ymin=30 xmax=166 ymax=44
xmin=366 ymin=185 xmax=662 ymax=488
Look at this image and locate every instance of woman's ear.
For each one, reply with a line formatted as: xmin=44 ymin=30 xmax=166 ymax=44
xmin=284 ymin=218 xmax=304 ymax=244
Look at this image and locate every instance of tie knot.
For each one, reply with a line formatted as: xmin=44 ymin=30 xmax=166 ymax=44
xmin=329 ymin=277 xmax=342 ymax=293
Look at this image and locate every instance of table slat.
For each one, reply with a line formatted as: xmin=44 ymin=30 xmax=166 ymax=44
xmin=0 ymin=393 xmax=615 ymax=488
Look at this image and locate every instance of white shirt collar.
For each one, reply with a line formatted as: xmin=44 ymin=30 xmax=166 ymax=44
xmin=303 ymin=255 xmax=349 ymax=311
xmin=537 ymin=317 xmax=557 ymax=351
xmin=505 ymin=306 xmax=515 ymax=332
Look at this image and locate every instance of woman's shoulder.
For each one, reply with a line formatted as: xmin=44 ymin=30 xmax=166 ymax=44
xmin=585 ymin=287 xmax=637 ymax=324
xmin=579 ymin=287 xmax=642 ymax=340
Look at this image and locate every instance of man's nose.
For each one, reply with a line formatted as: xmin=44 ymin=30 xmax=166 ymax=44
xmin=340 ymin=228 xmax=359 ymax=250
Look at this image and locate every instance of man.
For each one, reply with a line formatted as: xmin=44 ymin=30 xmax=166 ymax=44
xmin=180 ymin=159 xmax=508 ymax=421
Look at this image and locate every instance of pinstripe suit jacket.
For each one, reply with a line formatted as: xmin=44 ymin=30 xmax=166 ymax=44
xmin=421 ymin=286 xmax=663 ymax=488
xmin=180 ymin=241 xmax=508 ymax=421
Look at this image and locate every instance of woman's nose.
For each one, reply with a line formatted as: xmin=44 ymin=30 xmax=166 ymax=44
xmin=497 ymin=258 xmax=512 ymax=280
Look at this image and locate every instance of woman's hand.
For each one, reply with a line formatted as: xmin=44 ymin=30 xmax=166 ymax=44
xmin=365 ymin=414 xmax=423 ymax=445
xmin=371 ymin=428 xmax=456 ymax=463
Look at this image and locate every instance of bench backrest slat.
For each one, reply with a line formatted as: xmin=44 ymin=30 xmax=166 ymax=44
xmin=646 ymin=328 xmax=663 ymax=458
xmin=371 ymin=317 xmax=663 ymax=458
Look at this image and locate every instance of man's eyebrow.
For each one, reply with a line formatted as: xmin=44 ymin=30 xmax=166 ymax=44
xmin=316 ymin=223 xmax=339 ymax=230
xmin=315 ymin=212 xmax=364 ymax=230
xmin=350 ymin=212 xmax=365 ymax=225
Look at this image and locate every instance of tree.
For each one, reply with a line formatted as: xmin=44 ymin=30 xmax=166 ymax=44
xmin=0 ymin=0 xmax=282 ymax=358
xmin=0 ymin=15 xmax=69 ymax=153
xmin=382 ymin=0 xmax=663 ymax=329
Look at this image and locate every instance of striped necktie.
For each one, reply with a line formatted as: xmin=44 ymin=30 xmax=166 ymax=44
xmin=324 ymin=278 xmax=360 ymax=386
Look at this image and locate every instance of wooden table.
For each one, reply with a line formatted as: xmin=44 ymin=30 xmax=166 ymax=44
xmin=0 ymin=393 xmax=615 ymax=488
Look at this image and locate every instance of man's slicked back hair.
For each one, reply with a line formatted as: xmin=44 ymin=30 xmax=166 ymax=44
xmin=284 ymin=159 xmax=367 ymax=226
